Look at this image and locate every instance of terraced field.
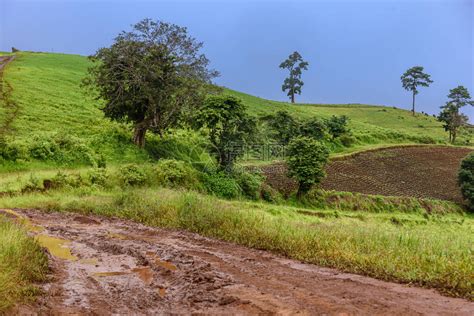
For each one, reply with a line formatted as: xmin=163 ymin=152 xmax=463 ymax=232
xmin=261 ymin=146 xmax=473 ymax=203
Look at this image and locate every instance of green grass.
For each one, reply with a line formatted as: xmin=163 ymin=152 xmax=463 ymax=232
xmin=0 ymin=186 xmax=471 ymax=299
xmin=0 ymin=216 xmax=48 ymax=311
xmin=1 ymin=52 xmax=468 ymax=171
xmin=225 ymin=89 xmax=470 ymax=147
xmin=0 ymin=52 xmax=148 ymax=170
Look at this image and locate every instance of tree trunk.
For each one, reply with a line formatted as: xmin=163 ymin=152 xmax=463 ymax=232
xmin=296 ymin=182 xmax=311 ymax=199
xmin=291 ymin=91 xmax=295 ymax=104
xmin=133 ymin=125 xmax=148 ymax=148
xmin=452 ymin=129 xmax=457 ymax=144
xmin=412 ymin=91 xmax=416 ymax=116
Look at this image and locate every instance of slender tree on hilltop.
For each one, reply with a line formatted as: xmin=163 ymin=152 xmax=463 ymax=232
xmin=400 ymin=66 xmax=433 ymax=116
xmin=438 ymin=86 xmax=473 ymax=143
xmin=279 ymin=51 xmax=309 ymax=103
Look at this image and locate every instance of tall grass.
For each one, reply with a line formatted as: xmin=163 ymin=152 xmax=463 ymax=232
xmin=0 ymin=216 xmax=48 ymax=311
xmin=1 ymin=187 xmax=472 ymax=299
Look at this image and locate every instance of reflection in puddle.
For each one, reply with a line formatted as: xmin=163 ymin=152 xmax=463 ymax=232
xmin=146 ymin=251 xmax=177 ymax=271
xmin=36 ymin=234 xmax=78 ymax=261
xmin=79 ymin=258 xmax=99 ymax=265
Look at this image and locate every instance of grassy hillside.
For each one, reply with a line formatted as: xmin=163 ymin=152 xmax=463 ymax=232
xmin=226 ymin=89 xmax=452 ymax=145
xmin=0 ymin=52 xmax=463 ymax=161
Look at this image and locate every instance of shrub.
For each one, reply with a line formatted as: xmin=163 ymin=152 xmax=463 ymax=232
xmin=155 ymin=159 xmax=201 ymax=190
xmin=458 ymin=153 xmax=474 ymax=211
xmin=299 ymin=118 xmax=327 ymax=140
xmin=233 ymin=170 xmax=263 ymax=200
xmin=286 ymin=136 xmax=330 ymax=197
xmin=326 ymin=115 xmax=350 ymax=139
xmin=88 ymin=168 xmax=109 ymax=187
xmin=145 ymin=130 xmax=213 ymax=169
xmin=21 ymin=174 xmax=42 ymax=192
xmin=202 ymin=171 xmax=241 ymax=199
xmin=339 ymin=134 xmax=356 ymax=147
xmin=118 ymin=164 xmax=148 ymax=186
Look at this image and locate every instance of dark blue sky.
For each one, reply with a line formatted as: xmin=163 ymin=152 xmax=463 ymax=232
xmin=1 ymin=0 xmax=473 ymax=119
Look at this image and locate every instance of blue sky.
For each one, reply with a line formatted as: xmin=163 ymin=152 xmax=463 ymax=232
xmin=1 ymin=0 xmax=473 ymax=119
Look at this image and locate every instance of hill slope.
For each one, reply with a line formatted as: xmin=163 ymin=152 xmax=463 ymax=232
xmin=0 ymin=52 xmax=464 ymax=168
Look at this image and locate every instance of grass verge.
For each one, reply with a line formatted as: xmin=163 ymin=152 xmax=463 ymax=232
xmin=0 ymin=215 xmax=48 ymax=312
xmin=0 ymin=186 xmax=472 ymax=300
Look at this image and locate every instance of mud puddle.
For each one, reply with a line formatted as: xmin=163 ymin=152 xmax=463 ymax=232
xmin=2 ymin=208 xmax=473 ymax=315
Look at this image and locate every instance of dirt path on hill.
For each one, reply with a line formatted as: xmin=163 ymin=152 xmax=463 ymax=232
xmin=0 ymin=55 xmax=18 ymax=136
xmin=3 ymin=208 xmax=473 ymax=315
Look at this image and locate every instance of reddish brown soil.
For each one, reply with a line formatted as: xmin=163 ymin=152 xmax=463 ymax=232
xmin=5 ymin=208 xmax=473 ymax=315
xmin=261 ymin=146 xmax=473 ymax=203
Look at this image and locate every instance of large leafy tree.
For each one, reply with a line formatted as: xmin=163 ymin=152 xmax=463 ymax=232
xmin=286 ymin=136 xmax=329 ymax=198
xmin=400 ymin=66 xmax=433 ymax=116
xmin=195 ymin=95 xmax=256 ymax=171
xmin=279 ymin=51 xmax=309 ymax=103
xmin=83 ymin=19 xmax=218 ymax=147
xmin=438 ymin=86 xmax=473 ymax=143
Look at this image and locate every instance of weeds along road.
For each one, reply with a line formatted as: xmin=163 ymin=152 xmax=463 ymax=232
xmin=3 ymin=208 xmax=473 ymax=315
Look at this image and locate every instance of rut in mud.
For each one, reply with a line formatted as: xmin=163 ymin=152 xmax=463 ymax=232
xmin=2 ymin=208 xmax=473 ymax=315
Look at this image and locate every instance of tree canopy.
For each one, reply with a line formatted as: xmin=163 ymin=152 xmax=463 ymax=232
xmin=279 ymin=51 xmax=309 ymax=103
xmin=83 ymin=18 xmax=218 ymax=147
xmin=400 ymin=66 xmax=433 ymax=116
xmin=194 ymin=95 xmax=256 ymax=171
xmin=286 ymin=136 xmax=329 ymax=197
xmin=438 ymin=86 xmax=473 ymax=143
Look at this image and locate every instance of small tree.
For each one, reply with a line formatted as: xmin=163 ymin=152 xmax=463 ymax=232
xmin=438 ymin=86 xmax=473 ymax=143
xmin=262 ymin=110 xmax=300 ymax=144
xmin=195 ymin=95 xmax=256 ymax=172
xmin=326 ymin=115 xmax=349 ymax=139
xmin=286 ymin=136 xmax=329 ymax=198
xmin=458 ymin=152 xmax=474 ymax=211
xmin=279 ymin=51 xmax=309 ymax=103
xmin=401 ymin=66 xmax=433 ymax=116
xmin=83 ymin=19 xmax=218 ymax=147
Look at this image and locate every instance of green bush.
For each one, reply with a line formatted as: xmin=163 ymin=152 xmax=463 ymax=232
xmin=155 ymin=159 xmax=201 ymax=190
xmin=326 ymin=115 xmax=350 ymax=139
xmin=28 ymin=133 xmax=97 ymax=166
xmin=88 ymin=168 xmax=109 ymax=187
xmin=202 ymin=171 xmax=241 ymax=199
xmin=145 ymin=130 xmax=212 ymax=169
xmin=118 ymin=164 xmax=148 ymax=186
xmin=287 ymin=136 xmax=330 ymax=197
xmin=299 ymin=118 xmax=327 ymax=140
xmin=339 ymin=134 xmax=356 ymax=147
xmin=233 ymin=170 xmax=263 ymax=200
xmin=458 ymin=153 xmax=474 ymax=211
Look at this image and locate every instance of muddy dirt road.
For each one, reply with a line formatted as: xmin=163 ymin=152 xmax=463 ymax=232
xmin=3 ymin=208 xmax=473 ymax=315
